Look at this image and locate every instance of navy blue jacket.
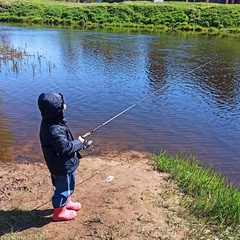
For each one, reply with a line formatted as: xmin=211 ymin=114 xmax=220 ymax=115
xmin=38 ymin=93 xmax=83 ymax=175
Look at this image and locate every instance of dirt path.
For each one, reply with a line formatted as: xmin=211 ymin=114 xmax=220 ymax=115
xmin=0 ymin=151 xmax=190 ymax=240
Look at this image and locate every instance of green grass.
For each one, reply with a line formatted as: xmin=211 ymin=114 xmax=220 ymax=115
xmin=0 ymin=207 xmax=34 ymax=235
xmin=151 ymin=150 xmax=240 ymax=238
xmin=0 ymin=0 xmax=240 ymax=35
xmin=0 ymin=206 xmax=52 ymax=240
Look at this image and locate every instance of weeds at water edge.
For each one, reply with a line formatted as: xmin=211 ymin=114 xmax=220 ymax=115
xmin=151 ymin=150 xmax=240 ymax=239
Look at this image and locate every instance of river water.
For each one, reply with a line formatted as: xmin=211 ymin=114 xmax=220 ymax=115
xmin=0 ymin=24 xmax=239 ymax=184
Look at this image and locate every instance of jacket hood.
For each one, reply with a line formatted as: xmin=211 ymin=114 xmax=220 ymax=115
xmin=38 ymin=92 xmax=65 ymax=123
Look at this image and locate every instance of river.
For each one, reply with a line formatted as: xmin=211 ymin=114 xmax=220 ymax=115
xmin=0 ymin=24 xmax=239 ymax=184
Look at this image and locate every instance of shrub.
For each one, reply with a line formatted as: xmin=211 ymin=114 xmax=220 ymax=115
xmin=0 ymin=1 xmax=240 ymax=33
xmin=194 ymin=25 xmax=204 ymax=31
xmin=31 ymin=17 xmax=43 ymax=24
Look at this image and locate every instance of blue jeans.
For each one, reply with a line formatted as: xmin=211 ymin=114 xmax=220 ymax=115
xmin=51 ymin=171 xmax=76 ymax=208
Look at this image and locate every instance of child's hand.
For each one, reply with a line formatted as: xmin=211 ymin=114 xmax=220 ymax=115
xmin=78 ymin=136 xmax=85 ymax=143
xmin=78 ymin=136 xmax=93 ymax=149
xmin=83 ymin=139 xmax=93 ymax=150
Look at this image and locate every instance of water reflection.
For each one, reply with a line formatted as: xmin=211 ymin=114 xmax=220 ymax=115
xmin=188 ymin=38 xmax=240 ymax=124
xmin=0 ymin=94 xmax=15 ymax=161
xmin=146 ymin=39 xmax=168 ymax=91
xmin=0 ymin=25 xmax=239 ymax=184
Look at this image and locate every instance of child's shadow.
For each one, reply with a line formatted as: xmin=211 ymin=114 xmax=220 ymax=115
xmin=0 ymin=208 xmax=53 ymax=237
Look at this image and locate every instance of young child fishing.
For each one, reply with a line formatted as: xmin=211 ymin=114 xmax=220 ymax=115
xmin=38 ymin=92 xmax=92 ymax=221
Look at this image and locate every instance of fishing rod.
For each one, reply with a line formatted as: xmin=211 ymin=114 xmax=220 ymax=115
xmin=82 ymin=60 xmax=212 ymax=138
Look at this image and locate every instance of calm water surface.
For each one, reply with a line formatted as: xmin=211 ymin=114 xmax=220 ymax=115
xmin=0 ymin=24 xmax=239 ymax=184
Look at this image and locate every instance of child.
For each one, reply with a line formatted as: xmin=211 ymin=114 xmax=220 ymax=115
xmin=38 ymin=92 xmax=92 ymax=221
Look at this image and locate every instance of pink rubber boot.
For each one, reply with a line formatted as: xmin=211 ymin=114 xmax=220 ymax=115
xmin=52 ymin=205 xmax=77 ymax=221
xmin=66 ymin=196 xmax=81 ymax=211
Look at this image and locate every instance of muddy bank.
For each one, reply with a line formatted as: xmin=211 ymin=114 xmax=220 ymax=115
xmin=0 ymin=151 xmax=191 ymax=239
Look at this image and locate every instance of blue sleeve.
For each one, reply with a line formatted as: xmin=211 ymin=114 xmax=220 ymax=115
xmin=50 ymin=126 xmax=83 ymax=156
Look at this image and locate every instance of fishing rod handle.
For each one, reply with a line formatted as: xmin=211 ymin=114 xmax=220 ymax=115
xmin=82 ymin=132 xmax=91 ymax=138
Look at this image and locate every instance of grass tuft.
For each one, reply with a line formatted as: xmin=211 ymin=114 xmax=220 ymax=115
xmin=0 ymin=207 xmax=34 ymax=235
xmin=152 ymin=150 xmax=240 ymax=236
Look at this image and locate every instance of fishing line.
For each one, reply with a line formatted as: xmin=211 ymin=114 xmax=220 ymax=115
xmin=31 ymin=61 xmax=211 ymax=214
xmin=82 ymin=60 xmax=212 ymax=138
xmin=99 ymin=108 xmax=133 ymax=139
xmin=32 ymin=167 xmax=108 ymax=211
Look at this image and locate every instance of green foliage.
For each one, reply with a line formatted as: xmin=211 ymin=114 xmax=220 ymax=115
xmin=8 ymin=2 xmax=45 ymax=18
xmin=185 ymin=8 xmax=201 ymax=24
xmin=0 ymin=207 xmax=34 ymax=234
xmin=154 ymin=150 xmax=240 ymax=229
xmin=0 ymin=1 xmax=240 ymax=34
xmin=102 ymin=0 xmax=124 ymax=3
xmin=194 ymin=25 xmax=204 ymax=31
xmin=177 ymin=22 xmax=193 ymax=31
xmin=44 ymin=5 xmax=64 ymax=18
xmin=196 ymin=5 xmax=240 ymax=28
xmin=228 ymin=27 xmax=240 ymax=34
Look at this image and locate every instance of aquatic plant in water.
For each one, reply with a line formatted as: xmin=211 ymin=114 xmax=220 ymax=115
xmin=0 ymin=44 xmax=27 ymax=73
xmin=0 ymin=44 xmax=55 ymax=76
xmin=0 ymin=44 xmax=26 ymax=60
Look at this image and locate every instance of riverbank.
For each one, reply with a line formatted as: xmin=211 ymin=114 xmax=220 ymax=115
xmin=0 ymin=0 xmax=240 ymax=36
xmin=0 ymin=151 xmax=239 ymax=239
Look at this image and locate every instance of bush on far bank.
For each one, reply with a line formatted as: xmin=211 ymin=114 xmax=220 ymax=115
xmin=0 ymin=0 xmax=240 ymax=35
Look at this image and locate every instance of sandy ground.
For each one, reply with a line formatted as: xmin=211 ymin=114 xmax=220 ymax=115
xmin=0 ymin=150 xmax=191 ymax=240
